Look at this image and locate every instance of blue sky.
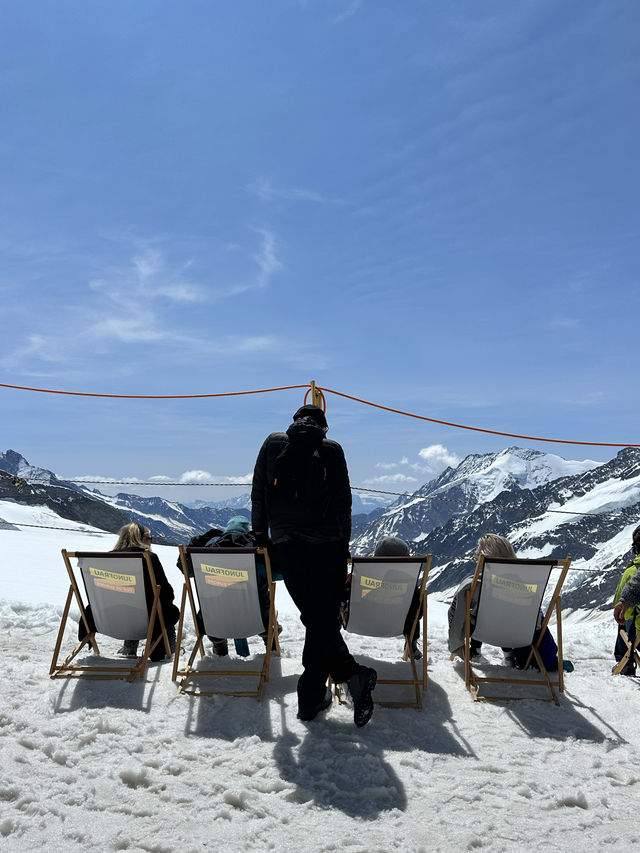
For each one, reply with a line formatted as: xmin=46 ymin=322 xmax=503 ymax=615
xmin=1 ymin=0 xmax=638 ymax=504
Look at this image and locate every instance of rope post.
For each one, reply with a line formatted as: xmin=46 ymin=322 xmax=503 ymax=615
xmin=306 ymin=380 xmax=326 ymax=412
xmin=310 ymin=380 xmax=321 ymax=407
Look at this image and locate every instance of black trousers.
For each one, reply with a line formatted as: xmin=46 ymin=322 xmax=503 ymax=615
xmin=274 ymin=539 xmax=358 ymax=709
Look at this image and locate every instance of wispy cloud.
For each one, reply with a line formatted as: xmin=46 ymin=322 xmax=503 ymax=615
xmin=88 ymin=316 xmax=168 ymax=344
xmin=248 ymin=177 xmax=342 ymax=206
xmin=0 ymin=334 xmax=67 ymax=369
xmin=363 ymin=473 xmax=418 ymax=486
xmin=90 ymin=248 xmax=207 ymax=306
xmin=333 ymin=0 xmax=361 ymax=25
xmin=253 ymin=228 xmax=281 ymax=288
xmin=376 ymin=456 xmax=410 ymax=470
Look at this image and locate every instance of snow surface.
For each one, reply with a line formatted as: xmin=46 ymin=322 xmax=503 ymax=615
xmin=1 ymin=509 xmax=639 ymax=852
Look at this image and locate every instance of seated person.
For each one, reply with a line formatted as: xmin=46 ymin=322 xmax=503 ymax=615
xmin=612 ymin=522 xmax=640 ymax=677
xmin=78 ymin=522 xmax=179 ymax=661
xmin=185 ymin=516 xmax=279 ymax=657
xmin=449 ymin=532 xmax=567 ymax=671
xmin=340 ymin=536 xmax=423 ymax=660
xmin=374 ymin=536 xmax=423 ymax=660
xmin=448 ymin=533 xmax=517 ymax=660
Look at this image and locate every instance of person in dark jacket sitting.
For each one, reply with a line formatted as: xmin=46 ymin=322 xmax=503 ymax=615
xmin=78 ymin=522 xmax=179 ymax=661
xmin=251 ymin=403 xmax=377 ymax=727
xmin=184 ymin=515 xmax=277 ymax=657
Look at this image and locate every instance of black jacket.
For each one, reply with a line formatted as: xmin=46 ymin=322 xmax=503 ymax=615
xmin=119 ymin=547 xmax=180 ymax=626
xmin=251 ymin=418 xmax=351 ymax=545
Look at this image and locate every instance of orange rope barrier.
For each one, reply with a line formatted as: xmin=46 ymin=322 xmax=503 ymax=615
xmin=1 ymin=377 xmax=638 ymax=447
xmin=0 ymin=382 xmax=309 ymax=399
xmin=319 ymin=386 xmax=640 ymax=448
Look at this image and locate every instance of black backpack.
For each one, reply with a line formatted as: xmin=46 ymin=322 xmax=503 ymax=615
xmin=272 ymin=438 xmax=330 ymax=516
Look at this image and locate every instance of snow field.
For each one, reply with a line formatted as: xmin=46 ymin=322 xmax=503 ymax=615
xmin=1 ymin=526 xmax=640 ymax=851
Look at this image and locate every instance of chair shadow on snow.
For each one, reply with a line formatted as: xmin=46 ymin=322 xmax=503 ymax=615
xmin=450 ymin=658 xmax=626 ymax=745
xmin=183 ymin=656 xmax=291 ymax=742
xmin=52 ymin=655 xmax=164 ymax=714
xmin=354 ymin=653 xmax=476 ymax=759
xmin=506 ymin=688 xmax=626 ymax=745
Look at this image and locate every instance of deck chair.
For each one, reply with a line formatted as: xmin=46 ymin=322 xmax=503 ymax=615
xmin=463 ymin=555 xmax=571 ymax=704
xmin=612 ymin=624 xmax=640 ymax=675
xmin=172 ymin=546 xmax=278 ymax=699
xmin=50 ymin=550 xmax=171 ymax=681
xmin=335 ymin=554 xmax=431 ymax=709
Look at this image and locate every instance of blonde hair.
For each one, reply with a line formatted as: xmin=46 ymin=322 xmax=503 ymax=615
xmin=113 ymin=522 xmax=151 ymax=551
xmin=476 ymin=533 xmax=516 ymax=560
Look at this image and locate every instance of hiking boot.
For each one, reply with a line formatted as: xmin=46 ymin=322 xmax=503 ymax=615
xmin=297 ymin=688 xmax=332 ymax=722
xmin=117 ymin=640 xmax=139 ymax=657
xmin=348 ymin=665 xmax=377 ymax=728
xmin=617 ymin=660 xmax=636 ymax=677
xmin=470 ymin=640 xmax=483 ymax=658
xmin=209 ymin=637 xmax=229 ymax=657
xmin=161 ymin=629 xmax=176 ymax=659
xmin=411 ymin=639 xmax=422 ymax=661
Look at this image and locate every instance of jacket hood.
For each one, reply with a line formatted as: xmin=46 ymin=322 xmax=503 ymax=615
xmin=292 ymin=404 xmax=328 ymax=430
xmin=286 ymin=417 xmax=327 ymax=443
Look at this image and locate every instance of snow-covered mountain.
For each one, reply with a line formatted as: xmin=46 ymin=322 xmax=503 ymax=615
xmin=352 ymin=447 xmax=640 ymax=614
xmin=186 ymin=490 xmax=393 ymax=516
xmin=89 ymin=487 xmax=392 ymax=542
xmin=0 ymin=448 xmax=72 ymax=488
xmin=0 ymin=450 xmax=391 ymax=544
xmin=90 ymin=490 xmax=248 ymax=543
xmin=0 ymin=458 xmax=130 ymax=533
xmin=350 ymin=446 xmax=599 ymax=553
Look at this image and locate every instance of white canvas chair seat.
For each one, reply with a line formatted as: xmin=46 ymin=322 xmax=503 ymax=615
xmin=336 ymin=554 xmax=431 ymax=709
xmin=463 ymin=556 xmax=571 ymax=703
xmin=50 ymin=550 xmax=171 ymax=682
xmin=172 ymin=546 xmax=278 ymax=700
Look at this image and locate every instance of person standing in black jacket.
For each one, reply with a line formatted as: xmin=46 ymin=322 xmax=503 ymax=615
xmin=251 ymin=403 xmax=376 ymax=726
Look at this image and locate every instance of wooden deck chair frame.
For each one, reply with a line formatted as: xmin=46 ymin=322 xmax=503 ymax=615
xmin=50 ymin=549 xmax=171 ymax=682
xmin=612 ymin=623 xmax=640 ymax=675
xmin=333 ymin=554 xmax=432 ymax=710
xmin=172 ymin=546 xmax=279 ymax=700
xmin=463 ymin=555 xmax=571 ymax=704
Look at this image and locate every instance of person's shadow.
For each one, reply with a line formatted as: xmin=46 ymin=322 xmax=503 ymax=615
xmin=273 ymin=711 xmax=407 ymax=818
xmin=272 ymin=672 xmax=475 ymax=817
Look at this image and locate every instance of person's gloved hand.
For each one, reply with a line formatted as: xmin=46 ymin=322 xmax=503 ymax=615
xmin=614 ymin=601 xmax=629 ymax=624
xmin=254 ymin=531 xmax=271 ymax=548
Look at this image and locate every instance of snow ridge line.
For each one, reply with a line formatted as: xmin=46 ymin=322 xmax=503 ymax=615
xmin=1 ymin=520 xmax=623 ymax=573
